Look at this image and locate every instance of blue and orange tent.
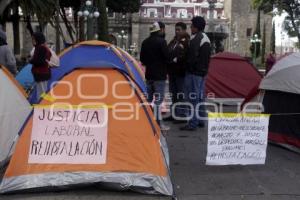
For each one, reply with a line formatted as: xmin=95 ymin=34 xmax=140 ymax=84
xmin=29 ymin=41 xmax=146 ymax=103
xmin=0 ymin=41 xmax=173 ymax=196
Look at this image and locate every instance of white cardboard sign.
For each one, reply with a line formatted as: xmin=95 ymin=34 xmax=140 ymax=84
xmin=206 ymin=113 xmax=270 ymax=166
xmin=29 ymin=107 xmax=108 ymax=165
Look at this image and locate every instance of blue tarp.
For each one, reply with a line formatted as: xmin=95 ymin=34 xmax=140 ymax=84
xmin=15 ymin=64 xmax=34 ymax=90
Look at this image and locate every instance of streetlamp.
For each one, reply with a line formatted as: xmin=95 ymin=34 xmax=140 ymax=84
xmin=129 ymin=42 xmax=137 ymax=57
xmin=207 ymin=0 xmax=216 ymax=54
xmin=250 ymin=34 xmax=261 ymax=65
xmin=77 ymin=0 xmax=100 ymax=40
xmin=118 ymin=30 xmax=128 ymax=50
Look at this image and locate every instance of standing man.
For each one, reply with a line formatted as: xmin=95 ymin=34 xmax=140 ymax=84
xmin=180 ymin=16 xmax=211 ymax=131
xmin=0 ymin=25 xmax=17 ymax=75
xmin=165 ymin=22 xmax=190 ymax=122
xmin=140 ymin=21 xmax=170 ymax=130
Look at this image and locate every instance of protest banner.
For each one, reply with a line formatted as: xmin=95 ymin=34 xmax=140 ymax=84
xmin=28 ymin=106 xmax=108 ymax=165
xmin=206 ymin=113 xmax=270 ymax=165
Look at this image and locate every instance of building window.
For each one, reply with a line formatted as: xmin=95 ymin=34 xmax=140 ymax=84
xmin=147 ymin=8 xmax=158 ymax=18
xmin=177 ymin=9 xmax=188 ymax=18
xmin=150 ymin=11 xmax=155 ymax=18
xmin=166 ymin=6 xmax=171 ymax=17
xmin=246 ymin=28 xmax=252 ymax=37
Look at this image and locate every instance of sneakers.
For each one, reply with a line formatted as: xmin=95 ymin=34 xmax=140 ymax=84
xmin=160 ymin=123 xmax=170 ymax=131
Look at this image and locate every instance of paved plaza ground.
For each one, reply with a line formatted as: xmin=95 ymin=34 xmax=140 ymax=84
xmin=1 ymin=107 xmax=300 ymax=200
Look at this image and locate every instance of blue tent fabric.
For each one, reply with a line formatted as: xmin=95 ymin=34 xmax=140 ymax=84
xmin=29 ymin=44 xmax=146 ymax=104
xmin=120 ymin=53 xmax=145 ymax=93
xmin=15 ymin=64 xmax=34 ymax=90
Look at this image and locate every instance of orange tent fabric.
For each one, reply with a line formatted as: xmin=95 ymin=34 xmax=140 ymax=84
xmin=0 ymin=69 xmax=173 ymax=195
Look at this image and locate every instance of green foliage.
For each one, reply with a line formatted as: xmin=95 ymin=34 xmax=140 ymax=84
xmin=271 ymin=22 xmax=276 ymax=53
xmin=261 ymin=22 xmax=266 ymax=64
xmin=252 ymin=0 xmax=300 ymax=48
xmin=96 ymin=0 xmax=109 ymax=42
xmin=19 ymin=0 xmax=56 ymax=24
xmin=250 ymin=9 xmax=261 ymax=57
xmin=283 ymin=15 xmax=300 ymax=38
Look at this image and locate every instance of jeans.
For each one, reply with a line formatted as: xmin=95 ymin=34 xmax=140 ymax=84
xmin=184 ymin=73 xmax=206 ymax=128
xmin=36 ymin=81 xmax=48 ymax=102
xmin=146 ymin=80 xmax=166 ymax=124
xmin=169 ymin=75 xmax=185 ymax=118
xmin=198 ymin=77 xmax=207 ymax=124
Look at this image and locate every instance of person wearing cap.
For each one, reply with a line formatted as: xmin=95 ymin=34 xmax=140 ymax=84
xmin=140 ymin=21 xmax=170 ymax=130
xmin=0 ymin=25 xmax=17 ymax=75
xmin=30 ymin=32 xmax=52 ymax=102
xmin=180 ymin=16 xmax=211 ymax=131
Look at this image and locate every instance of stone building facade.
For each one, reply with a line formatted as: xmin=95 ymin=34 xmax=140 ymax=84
xmin=132 ymin=0 xmax=228 ymax=55
xmin=140 ymin=0 xmax=225 ymax=19
xmin=224 ymin=0 xmax=273 ymax=57
xmin=4 ymin=0 xmax=272 ymax=60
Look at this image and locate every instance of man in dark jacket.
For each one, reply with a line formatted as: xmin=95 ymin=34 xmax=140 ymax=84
xmin=140 ymin=21 xmax=169 ymax=130
xmin=165 ymin=22 xmax=190 ymax=122
xmin=180 ymin=16 xmax=211 ymax=131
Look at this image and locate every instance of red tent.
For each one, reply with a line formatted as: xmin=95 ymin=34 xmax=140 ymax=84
xmin=206 ymin=52 xmax=262 ymax=99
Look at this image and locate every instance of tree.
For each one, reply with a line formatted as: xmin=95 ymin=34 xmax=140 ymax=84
xmin=0 ymin=0 xmax=14 ymax=16
xmin=96 ymin=0 xmax=141 ymax=42
xmin=96 ymin=0 xmax=109 ymax=42
xmin=261 ymin=21 xmax=266 ymax=64
xmin=252 ymin=0 xmax=300 ymax=49
xmin=0 ymin=0 xmax=21 ymax=54
xmin=19 ymin=0 xmax=56 ymax=30
xmin=250 ymin=8 xmax=262 ymax=58
xmin=60 ymin=0 xmax=141 ymax=42
xmin=12 ymin=0 xmax=20 ymax=54
xmin=271 ymin=22 xmax=276 ymax=53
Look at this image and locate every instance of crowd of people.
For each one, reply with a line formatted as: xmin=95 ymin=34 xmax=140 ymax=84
xmin=1 ymin=16 xmax=212 ymax=132
xmin=140 ymin=16 xmax=211 ymax=131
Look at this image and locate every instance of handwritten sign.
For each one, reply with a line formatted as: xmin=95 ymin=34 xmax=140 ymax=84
xmin=206 ymin=113 xmax=270 ymax=166
xmin=29 ymin=107 xmax=108 ymax=164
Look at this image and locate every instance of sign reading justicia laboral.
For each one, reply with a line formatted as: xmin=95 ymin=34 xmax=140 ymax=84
xmin=29 ymin=106 xmax=108 ymax=165
xmin=206 ymin=113 xmax=270 ymax=166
